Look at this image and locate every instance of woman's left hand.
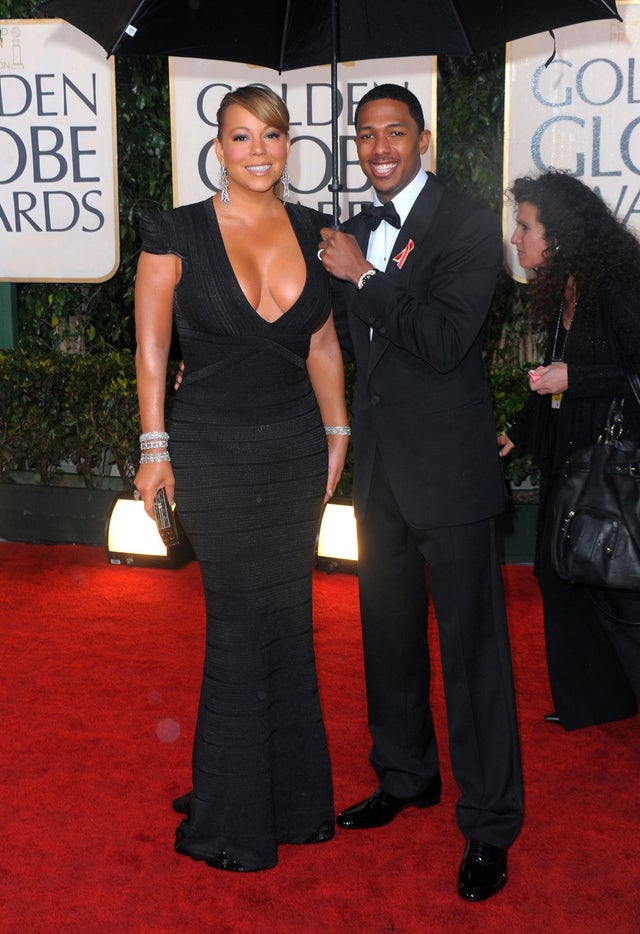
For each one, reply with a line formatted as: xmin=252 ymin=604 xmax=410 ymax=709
xmin=497 ymin=433 xmax=515 ymax=457
xmin=528 ymin=363 xmax=568 ymax=395
xmin=324 ymin=433 xmax=349 ymax=503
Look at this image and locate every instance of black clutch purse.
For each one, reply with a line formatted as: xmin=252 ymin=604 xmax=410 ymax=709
xmin=152 ymin=488 xmax=180 ymax=548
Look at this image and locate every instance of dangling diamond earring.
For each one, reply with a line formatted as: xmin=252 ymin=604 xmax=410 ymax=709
xmin=218 ymin=165 xmax=230 ymax=207
xmin=280 ymin=162 xmax=290 ymax=202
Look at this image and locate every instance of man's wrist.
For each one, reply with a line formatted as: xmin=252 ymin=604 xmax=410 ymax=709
xmin=357 ymin=268 xmax=377 ymax=290
xmin=351 ymin=261 xmax=374 ymax=287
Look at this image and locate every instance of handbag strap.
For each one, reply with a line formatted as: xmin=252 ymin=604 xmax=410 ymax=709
xmin=627 ymin=370 xmax=640 ymax=407
xmin=600 ymin=398 xmax=625 ymax=443
xmin=594 ymin=421 xmax=640 ymax=562
xmin=603 ymin=372 xmax=640 ymax=442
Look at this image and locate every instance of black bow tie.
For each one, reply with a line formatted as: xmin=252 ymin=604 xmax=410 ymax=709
xmin=362 ymin=201 xmax=401 ymax=230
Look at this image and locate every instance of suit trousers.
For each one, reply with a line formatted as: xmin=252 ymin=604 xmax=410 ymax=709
xmin=356 ymin=454 xmax=524 ymax=848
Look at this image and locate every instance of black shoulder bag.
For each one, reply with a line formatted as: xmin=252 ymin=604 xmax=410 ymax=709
xmin=551 ymin=375 xmax=640 ymax=591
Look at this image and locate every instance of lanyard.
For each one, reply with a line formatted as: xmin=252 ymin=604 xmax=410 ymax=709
xmin=551 ymin=300 xmax=572 ymax=363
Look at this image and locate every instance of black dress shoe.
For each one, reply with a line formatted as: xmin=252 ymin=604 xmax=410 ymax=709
xmin=337 ymin=773 xmax=441 ymax=830
xmin=543 ymin=712 xmax=561 ymax=724
xmin=457 ymin=840 xmax=508 ymax=901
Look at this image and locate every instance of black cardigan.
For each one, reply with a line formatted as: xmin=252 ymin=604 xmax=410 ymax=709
xmin=508 ymin=279 xmax=640 ymax=477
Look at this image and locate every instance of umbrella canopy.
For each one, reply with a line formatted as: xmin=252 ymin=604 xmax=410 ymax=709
xmin=34 ymin=0 xmax=622 ymax=223
xmin=35 ymin=0 xmax=621 ymax=66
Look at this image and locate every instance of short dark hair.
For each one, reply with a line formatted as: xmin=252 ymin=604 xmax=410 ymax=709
xmin=354 ymin=84 xmax=425 ymax=134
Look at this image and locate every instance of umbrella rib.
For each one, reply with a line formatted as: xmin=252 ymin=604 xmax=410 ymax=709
xmin=446 ymin=1 xmax=474 ymax=56
xmin=597 ymin=0 xmax=623 ymax=20
xmin=109 ymin=0 xmax=151 ymax=55
xmin=278 ymin=0 xmax=295 ymax=73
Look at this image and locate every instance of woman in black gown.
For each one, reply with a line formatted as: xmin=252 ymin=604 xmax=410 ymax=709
xmin=499 ymin=171 xmax=640 ymax=730
xmin=133 ymin=86 xmax=349 ymax=870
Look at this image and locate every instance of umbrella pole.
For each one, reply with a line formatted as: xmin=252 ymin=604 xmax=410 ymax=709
xmin=329 ymin=0 xmax=341 ymax=227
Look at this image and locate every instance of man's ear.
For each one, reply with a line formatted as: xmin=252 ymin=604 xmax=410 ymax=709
xmin=419 ymin=129 xmax=431 ymax=156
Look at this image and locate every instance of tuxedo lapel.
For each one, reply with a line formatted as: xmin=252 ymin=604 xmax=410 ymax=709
xmin=350 ymin=211 xmax=372 ymax=256
xmin=367 ymin=174 xmax=446 ymax=375
xmin=385 ymin=173 xmax=445 ymax=282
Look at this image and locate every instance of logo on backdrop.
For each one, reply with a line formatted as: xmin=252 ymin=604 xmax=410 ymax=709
xmin=169 ymin=58 xmax=436 ymax=222
xmin=504 ymin=1 xmax=640 ymax=280
xmin=0 ymin=20 xmax=119 ymax=282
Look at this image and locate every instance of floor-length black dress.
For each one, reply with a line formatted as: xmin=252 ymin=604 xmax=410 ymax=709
xmin=139 ymin=198 xmax=334 ymax=870
xmin=508 ymin=306 xmax=640 ymax=729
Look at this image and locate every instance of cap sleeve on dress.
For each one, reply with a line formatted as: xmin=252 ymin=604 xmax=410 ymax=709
xmin=139 ymin=211 xmax=172 ymax=255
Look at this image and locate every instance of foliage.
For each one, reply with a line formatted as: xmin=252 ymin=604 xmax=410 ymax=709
xmin=437 ymin=53 xmax=506 ymax=214
xmin=0 ymin=349 xmax=145 ymax=486
xmin=0 ymin=351 xmax=68 ymax=482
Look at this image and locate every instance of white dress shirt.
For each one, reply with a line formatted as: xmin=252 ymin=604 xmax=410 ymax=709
xmin=366 ymin=169 xmax=428 ymax=268
xmin=366 ymin=169 xmax=428 ymax=338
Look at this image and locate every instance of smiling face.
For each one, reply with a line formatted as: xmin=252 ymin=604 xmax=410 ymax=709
xmin=511 ymin=201 xmax=549 ymax=270
xmin=214 ymin=103 xmax=290 ymax=198
xmin=355 ymin=98 xmax=431 ymax=203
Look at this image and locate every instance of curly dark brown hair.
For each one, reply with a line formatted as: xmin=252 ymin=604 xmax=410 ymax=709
xmin=508 ymin=170 xmax=640 ymax=325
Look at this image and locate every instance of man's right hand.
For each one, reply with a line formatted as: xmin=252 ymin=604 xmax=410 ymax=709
xmin=318 ymin=227 xmax=372 ymax=286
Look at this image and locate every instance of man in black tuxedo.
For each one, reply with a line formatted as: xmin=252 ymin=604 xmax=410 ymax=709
xmin=319 ymin=84 xmax=523 ymax=901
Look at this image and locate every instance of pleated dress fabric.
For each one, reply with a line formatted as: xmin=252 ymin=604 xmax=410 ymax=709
xmin=139 ymin=198 xmax=334 ymax=870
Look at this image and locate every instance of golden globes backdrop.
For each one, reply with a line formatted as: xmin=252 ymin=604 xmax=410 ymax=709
xmin=169 ymin=58 xmax=437 ymax=220
xmin=0 ymin=20 xmax=118 ymax=282
xmin=504 ymin=1 xmax=640 ymax=280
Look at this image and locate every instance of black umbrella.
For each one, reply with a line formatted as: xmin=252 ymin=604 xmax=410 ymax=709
xmin=35 ymin=0 xmax=622 ymax=222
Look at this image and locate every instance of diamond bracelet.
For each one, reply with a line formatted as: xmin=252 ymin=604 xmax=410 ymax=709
xmin=139 ymin=451 xmax=171 ymax=464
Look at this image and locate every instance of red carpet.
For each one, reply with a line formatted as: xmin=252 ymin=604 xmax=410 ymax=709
xmin=1 ymin=543 xmax=638 ymax=933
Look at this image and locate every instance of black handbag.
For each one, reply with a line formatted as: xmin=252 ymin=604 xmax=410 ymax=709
xmin=552 ymin=392 xmax=640 ymax=591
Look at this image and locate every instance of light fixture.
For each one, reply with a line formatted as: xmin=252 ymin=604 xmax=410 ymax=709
xmin=316 ymin=499 xmax=358 ymax=573
xmin=105 ymin=494 xmax=192 ymax=568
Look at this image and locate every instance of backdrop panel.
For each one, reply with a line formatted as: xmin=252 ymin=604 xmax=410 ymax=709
xmin=0 ymin=20 xmax=119 ymax=283
xmin=170 ymin=58 xmax=436 ymax=221
xmin=504 ymin=2 xmax=640 ymax=280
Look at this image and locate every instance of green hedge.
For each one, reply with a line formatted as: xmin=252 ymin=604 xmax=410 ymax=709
xmin=0 ymin=350 xmax=141 ymax=486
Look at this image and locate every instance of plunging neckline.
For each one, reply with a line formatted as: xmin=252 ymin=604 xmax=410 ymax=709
xmin=205 ymin=198 xmax=308 ymax=325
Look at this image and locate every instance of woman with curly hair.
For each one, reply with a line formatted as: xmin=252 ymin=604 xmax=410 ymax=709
xmin=499 ymin=170 xmax=640 ymax=730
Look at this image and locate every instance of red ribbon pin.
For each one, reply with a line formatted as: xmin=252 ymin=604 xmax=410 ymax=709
xmin=392 ymin=239 xmax=415 ymax=270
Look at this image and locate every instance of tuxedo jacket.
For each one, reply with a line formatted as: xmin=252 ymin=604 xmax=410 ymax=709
xmin=332 ymin=173 xmax=506 ymax=529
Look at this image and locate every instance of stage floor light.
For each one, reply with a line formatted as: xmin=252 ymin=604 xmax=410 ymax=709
xmin=105 ymin=494 xmax=192 ymax=568
xmin=316 ymin=500 xmax=358 ymax=573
